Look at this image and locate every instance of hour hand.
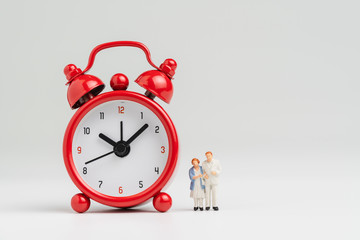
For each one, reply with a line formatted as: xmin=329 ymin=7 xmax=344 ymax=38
xmin=99 ymin=133 xmax=117 ymax=146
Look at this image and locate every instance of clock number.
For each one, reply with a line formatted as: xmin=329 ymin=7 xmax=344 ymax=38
xmin=83 ymin=167 xmax=87 ymax=175
xmin=77 ymin=147 xmax=82 ymax=154
xmin=155 ymin=167 xmax=159 ymax=174
xmin=119 ymin=186 xmax=123 ymax=194
xmin=98 ymin=180 xmax=103 ymax=188
xmin=139 ymin=181 xmax=143 ymax=188
xmin=140 ymin=112 xmax=144 ymax=119
xmin=155 ymin=126 xmax=159 ymax=133
xmin=83 ymin=127 xmax=90 ymax=135
xmin=100 ymin=112 xmax=104 ymax=120
xmin=161 ymin=146 xmax=165 ymax=153
xmin=118 ymin=106 xmax=124 ymax=114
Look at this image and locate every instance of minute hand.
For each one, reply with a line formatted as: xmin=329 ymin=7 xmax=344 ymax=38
xmin=125 ymin=124 xmax=149 ymax=145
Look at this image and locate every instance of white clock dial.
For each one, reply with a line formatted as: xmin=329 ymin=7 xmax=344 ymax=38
xmin=72 ymin=100 xmax=169 ymax=197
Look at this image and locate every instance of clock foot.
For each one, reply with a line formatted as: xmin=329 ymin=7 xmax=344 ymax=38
xmin=153 ymin=192 xmax=172 ymax=212
xmin=71 ymin=193 xmax=91 ymax=213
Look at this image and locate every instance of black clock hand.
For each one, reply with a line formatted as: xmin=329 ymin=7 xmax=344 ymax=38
xmin=85 ymin=151 xmax=114 ymax=165
xmin=125 ymin=124 xmax=149 ymax=145
xmin=96 ymin=123 xmax=147 ymax=160
xmin=99 ymin=133 xmax=116 ymax=146
xmin=120 ymin=121 xmax=123 ymax=141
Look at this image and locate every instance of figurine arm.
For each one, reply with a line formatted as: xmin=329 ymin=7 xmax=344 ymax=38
xmin=214 ymin=160 xmax=222 ymax=176
xmin=211 ymin=160 xmax=222 ymax=176
xmin=189 ymin=168 xmax=203 ymax=179
xmin=202 ymin=165 xmax=209 ymax=179
xmin=193 ymin=173 xmax=203 ymax=179
xmin=189 ymin=168 xmax=195 ymax=180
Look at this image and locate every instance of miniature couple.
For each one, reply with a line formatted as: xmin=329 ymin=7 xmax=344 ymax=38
xmin=189 ymin=151 xmax=222 ymax=211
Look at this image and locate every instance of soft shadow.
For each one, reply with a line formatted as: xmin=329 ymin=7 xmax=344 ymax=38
xmin=89 ymin=207 xmax=156 ymax=214
xmin=170 ymin=207 xmax=194 ymax=212
xmin=1 ymin=203 xmax=196 ymax=214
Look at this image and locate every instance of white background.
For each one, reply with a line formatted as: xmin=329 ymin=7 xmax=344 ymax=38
xmin=0 ymin=0 xmax=359 ymax=239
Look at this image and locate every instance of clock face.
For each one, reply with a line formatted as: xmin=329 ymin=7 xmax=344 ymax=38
xmin=71 ymin=99 xmax=169 ymax=197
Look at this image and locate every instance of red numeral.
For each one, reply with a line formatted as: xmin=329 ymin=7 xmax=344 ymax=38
xmin=118 ymin=106 xmax=124 ymax=114
xmin=119 ymin=186 xmax=123 ymax=194
xmin=161 ymin=146 xmax=165 ymax=153
xmin=77 ymin=147 xmax=82 ymax=154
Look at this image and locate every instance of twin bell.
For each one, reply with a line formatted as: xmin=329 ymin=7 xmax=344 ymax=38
xmin=64 ymin=58 xmax=177 ymax=109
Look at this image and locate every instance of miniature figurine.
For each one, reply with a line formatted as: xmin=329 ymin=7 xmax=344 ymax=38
xmin=202 ymin=151 xmax=222 ymax=211
xmin=189 ymin=158 xmax=205 ymax=211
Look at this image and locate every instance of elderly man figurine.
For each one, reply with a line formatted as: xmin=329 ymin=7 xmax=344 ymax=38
xmin=202 ymin=151 xmax=222 ymax=211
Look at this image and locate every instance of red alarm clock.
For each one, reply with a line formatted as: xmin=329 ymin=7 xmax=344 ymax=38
xmin=63 ymin=41 xmax=179 ymax=213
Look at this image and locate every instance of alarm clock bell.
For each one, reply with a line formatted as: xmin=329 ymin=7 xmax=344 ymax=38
xmin=135 ymin=58 xmax=177 ymax=104
xmin=64 ymin=64 xmax=105 ymax=109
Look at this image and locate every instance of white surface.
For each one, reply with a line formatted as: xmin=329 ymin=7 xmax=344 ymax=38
xmin=0 ymin=0 xmax=359 ymax=239
xmin=1 ymin=155 xmax=358 ymax=239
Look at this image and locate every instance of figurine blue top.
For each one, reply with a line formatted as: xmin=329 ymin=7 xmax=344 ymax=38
xmin=189 ymin=161 xmax=205 ymax=190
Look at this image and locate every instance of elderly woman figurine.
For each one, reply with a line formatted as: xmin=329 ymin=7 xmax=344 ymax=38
xmin=189 ymin=158 xmax=205 ymax=211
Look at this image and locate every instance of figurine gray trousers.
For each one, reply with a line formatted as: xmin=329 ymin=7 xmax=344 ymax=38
xmin=205 ymin=184 xmax=218 ymax=207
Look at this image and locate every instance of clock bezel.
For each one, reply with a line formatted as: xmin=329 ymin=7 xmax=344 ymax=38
xmin=63 ymin=90 xmax=179 ymax=208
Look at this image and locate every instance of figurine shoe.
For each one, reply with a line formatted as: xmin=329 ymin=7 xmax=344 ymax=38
xmin=205 ymin=207 xmax=210 ymax=211
xmin=194 ymin=207 xmax=199 ymax=211
xmin=213 ymin=206 xmax=219 ymax=211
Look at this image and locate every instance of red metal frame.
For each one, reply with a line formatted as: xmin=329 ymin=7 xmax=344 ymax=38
xmin=63 ymin=90 xmax=179 ymax=208
xmin=66 ymin=41 xmax=160 ymax=85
